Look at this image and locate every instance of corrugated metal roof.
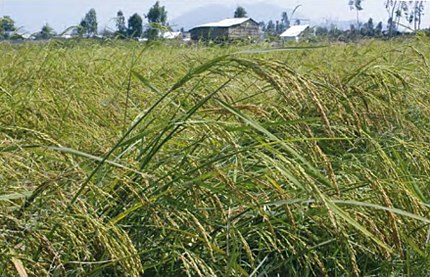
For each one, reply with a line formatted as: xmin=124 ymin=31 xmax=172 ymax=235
xmin=280 ymin=25 xmax=310 ymax=37
xmin=192 ymin=18 xmax=252 ymax=29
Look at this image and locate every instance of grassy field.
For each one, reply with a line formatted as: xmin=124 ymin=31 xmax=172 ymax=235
xmin=1 ymin=38 xmax=430 ymax=276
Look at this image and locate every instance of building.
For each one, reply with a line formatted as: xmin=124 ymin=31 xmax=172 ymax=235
xmin=161 ymin=31 xmax=182 ymax=40
xmin=189 ymin=18 xmax=260 ymax=41
xmin=280 ymin=25 xmax=310 ymax=42
xmin=16 ymin=32 xmax=35 ymax=40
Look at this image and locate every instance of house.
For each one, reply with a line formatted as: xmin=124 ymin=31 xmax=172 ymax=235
xmin=189 ymin=18 xmax=260 ymax=41
xmin=16 ymin=32 xmax=35 ymax=40
xmin=280 ymin=25 xmax=310 ymax=42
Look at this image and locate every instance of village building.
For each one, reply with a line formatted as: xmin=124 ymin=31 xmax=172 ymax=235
xmin=161 ymin=31 xmax=182 ymax=40
xmin=280 ymin=25 xmax=310 ymax=42
xmin=189 ymin=18 xmax=260 ymax=41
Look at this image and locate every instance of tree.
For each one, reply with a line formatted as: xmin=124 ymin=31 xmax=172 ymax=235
xmin=0 ymin=16 xmax=17 ymax=39
xmin=315 ymin=26 xmax=329 ymax=37
xmin=36 ymin=24 xmax=55 ymax=40
xmin=275 ymin=20 xmax=282 ymax=34
xmin=116 ymin=10 xmax=127 ymax=36
xmin=328 ymin=25 xmax=343 ymax=40
xmin=273 ymin=12 xmax=290 ymax=35
xmin=361 ymin=17 xmax=374 ymax=36
xmin=367 ymin=18 xmax=374 ymax=36
xmin=386 ymin=17 xmax=397 ymax=36
xmin=385 ymin=0 xmax=399 ymax=36
xmin=384 ymin=1 xmax=425 ymax=36
xmin=146 ymin=1 xmax=168 ymax=39
xmin=348 ymin=0 xmax=364 ymax=26
xmin=281 ymin=11 xmax=290 ymax=30
xmin=347 ymin=24 xmax=358 ymax=40
xmin=234 ymin=6 xmax=247 ymax=18
xmin=259 ymin=21 xmax=266 ymax=32
xmin=128 ymin=13 xmax=143 ymax=38
xmin=147 ymin=1 xmax=168 ymax=25
xmin=413 ymin=1 xmax=425 ymax=30
xmin=375 ymin=21 xmax=383 ymax=37
xmin=402 ymin=1 xmax=424 ymax=31
xmin=265 ymin=20 xmax=276 ymax=36
xmin=80 ymin=8 xmax=98 ymax=37
xmin=385 ymin=1 xmax=414 ymax=36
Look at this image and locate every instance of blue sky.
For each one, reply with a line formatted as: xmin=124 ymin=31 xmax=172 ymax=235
xmin=2 ymin=0 xmax=430 ymax=33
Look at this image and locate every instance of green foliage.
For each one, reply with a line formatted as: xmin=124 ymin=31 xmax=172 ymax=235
xmin=375 ymin=21 xmax=383 ymax=36
xmin=261 ymin=5 xmax=301 ymax=38
xmin=234 ymin=6 xmax=248 ymax=18
xmin=0 ymin=16 xmax=16 ymax=32
xmin=360 ymin=17 xmax=374 ymax=36
xmin=35 ymin=24 xmax=56 ymax=40
xmin=265 ymin=20 xmax=276 ymax=36
xmin=147 ymin=1 xmax=167 ymax=24
xmin=0 ymin=16 xmax=17 ymax=39
xmin=116 ymin=10 xmax=127 ymax=37
xmin=79 ymin=8 xmax=98 ymax=37
xmin=281 ymin=11 xmax=290 ymax=30
xmin=1 ymin=39 xmax=430 ymax=276
xmin=128 ymin=13 xmax=143 ymax=38
xmin=146 ymin=1 xmax=168 ymax=40
xmin=261 ymin=14 xmax=291 ymax=39
xmin=312 ymin=17 xmax=395 ymax=43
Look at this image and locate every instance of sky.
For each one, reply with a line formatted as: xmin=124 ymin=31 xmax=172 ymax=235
xmin=2 ymin=0 xmax=430 ymax=33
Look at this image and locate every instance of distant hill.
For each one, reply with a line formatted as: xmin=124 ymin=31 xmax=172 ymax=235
xmin=169 ymin=4 xmax=229 ymax=30
xmin=168 ymin=3 xmax=370 ymax=32
xmin=317 ymin=19 xmax=358 ymax=30
xmin=170 ymin=3 xmax=304 ymax=31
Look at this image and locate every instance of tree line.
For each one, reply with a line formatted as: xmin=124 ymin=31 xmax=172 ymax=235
xmin=349 ymin=1 xmax=425 ymax=33
xmin=72 ymin=1 xmax=170 ymax=39
xmin=234 ymin=2 xmax=425 ymax=41
xmin=0 ymin=1 xmax=428 ymax=41
xmin=0 ymin=1 xmax=169 ymax=40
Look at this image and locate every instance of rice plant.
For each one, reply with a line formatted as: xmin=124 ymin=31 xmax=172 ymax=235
xmin=1 ymin=38 xmax=430 ymax=276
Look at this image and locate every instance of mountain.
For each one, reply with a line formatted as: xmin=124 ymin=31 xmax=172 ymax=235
xmin=170 ymin=4 xmax=229 ymax=30
xmin=317 ymin=19 xmax=357 ymax=30
xmin=170 ymin=3 xmax=304 ymax=31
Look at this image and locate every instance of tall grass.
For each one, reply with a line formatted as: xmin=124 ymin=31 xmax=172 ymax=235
xmin=1 ymin=38 xmax=430 ymax=276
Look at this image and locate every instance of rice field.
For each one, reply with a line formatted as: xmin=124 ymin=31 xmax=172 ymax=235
xmin=1 ymin=38 xmax=430 ymax=276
